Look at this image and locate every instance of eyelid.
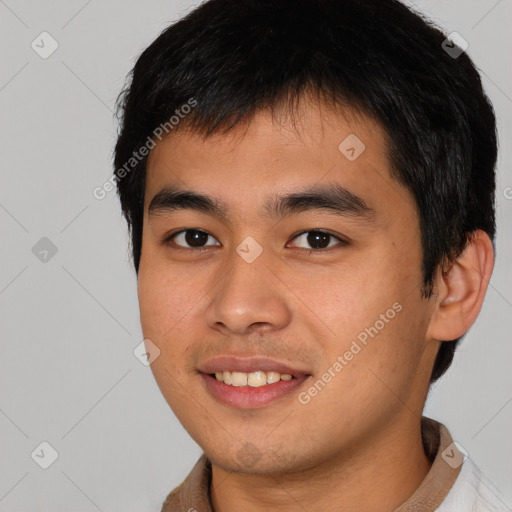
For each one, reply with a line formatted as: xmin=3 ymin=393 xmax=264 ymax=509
xmin=163 ymin=228 xmax=349 ymax=251
xmin=287 ymin=229 xmax=349 ymax=250
xmin=163 ymin=228 xmax=221 ymax=249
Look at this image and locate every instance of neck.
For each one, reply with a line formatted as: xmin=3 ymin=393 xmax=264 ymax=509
xmin=210 ymin=415 xmax=432 ymax=512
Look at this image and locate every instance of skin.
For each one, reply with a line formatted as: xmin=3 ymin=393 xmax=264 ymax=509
xmin=138 ymin=96 xmax=494 ymax=511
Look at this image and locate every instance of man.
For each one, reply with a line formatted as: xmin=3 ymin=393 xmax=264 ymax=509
xmin=114 ymin=0 xmax=508 ymax=510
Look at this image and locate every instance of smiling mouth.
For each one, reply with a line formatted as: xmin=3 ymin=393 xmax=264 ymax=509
xmin=210 ymin=370 xmax=296 ymax=387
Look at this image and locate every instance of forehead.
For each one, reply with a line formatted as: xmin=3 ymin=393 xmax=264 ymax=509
xmin=144 ymin=100 xmax=415 ymax=222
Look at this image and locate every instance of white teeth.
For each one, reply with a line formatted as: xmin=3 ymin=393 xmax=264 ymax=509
xmin=213 ymin=370 xmax=295 ymax=386
xmin=231 ymin=372 xmax=248 ymax=386
xmin=248 ymin=371 xmax=267 ymax=387
xmin=266 ymin=371 xmax=281 ymax=384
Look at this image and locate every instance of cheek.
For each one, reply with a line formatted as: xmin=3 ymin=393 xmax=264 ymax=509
xmin=137 ymin=256 xmax=205 ymax=339
xmin=137 ymin=260 xmax=207 ymax=412
xmin=295 ymin=263 xmax=400 ymax=345
xmin=300 ymin=249 xmax=427 ymax=388
xmin=137 ymin=255 xmax=218 ymax=394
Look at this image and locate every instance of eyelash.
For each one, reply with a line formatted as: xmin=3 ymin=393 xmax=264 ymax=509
xmin=163 ymin=228 xmax=348 ymax=253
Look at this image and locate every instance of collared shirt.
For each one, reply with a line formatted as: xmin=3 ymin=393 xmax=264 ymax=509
xmin=161 ymin=417 xmax=510 ymax=512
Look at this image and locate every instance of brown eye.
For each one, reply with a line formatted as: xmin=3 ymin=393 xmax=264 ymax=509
xmin=169 ymin=229 xmax=220 ymax=249
xmin=290 ymin=230 xmax=346 ymax=250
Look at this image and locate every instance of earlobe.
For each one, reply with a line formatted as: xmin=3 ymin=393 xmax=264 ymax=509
xmin=427 ymin=229 xmax=495 ymax=342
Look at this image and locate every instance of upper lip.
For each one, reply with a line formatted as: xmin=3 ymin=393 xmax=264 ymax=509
xmin=198 ymin=356 xmax=310 ymax=378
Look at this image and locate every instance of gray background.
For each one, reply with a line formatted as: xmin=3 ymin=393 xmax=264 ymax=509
xmin=0 ymin=1 xmax=511 ymax=510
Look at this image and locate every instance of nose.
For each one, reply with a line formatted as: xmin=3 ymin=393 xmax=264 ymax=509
xmin=203 ymin=245 xmax=292 ymax=336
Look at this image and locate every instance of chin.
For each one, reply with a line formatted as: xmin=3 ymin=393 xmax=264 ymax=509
xmin=205 ymin=438 xmax=321 ymax=477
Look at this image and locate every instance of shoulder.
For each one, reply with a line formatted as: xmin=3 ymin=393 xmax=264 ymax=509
xmin=160 ymin=453 xmax=213 ymax=512
xmin=161 ymin=482 xmax=186 ymax=512
xmin=437 ymin=457 xmax=511 ymax=512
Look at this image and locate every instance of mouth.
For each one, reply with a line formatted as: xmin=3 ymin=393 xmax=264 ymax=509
xmin=210 ymin=370 xmax=295 ymax=387
xmin=198 ymin=356 xmax=311 ymax=409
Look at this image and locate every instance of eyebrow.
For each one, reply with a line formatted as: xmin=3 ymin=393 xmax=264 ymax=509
xmin=148 ymin=183 xmax=376 ymax=223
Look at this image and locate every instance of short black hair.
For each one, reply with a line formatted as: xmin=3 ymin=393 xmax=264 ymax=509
xmin=114 ymin=0 xmax=497 ymax=383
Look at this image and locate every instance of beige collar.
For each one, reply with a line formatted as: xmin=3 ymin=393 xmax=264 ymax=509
xmin=161 ymin=417 xmax=461 ymax=512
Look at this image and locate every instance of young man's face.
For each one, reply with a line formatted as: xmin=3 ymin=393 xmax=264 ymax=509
xmin=138 ymin=100 xmax=440 ymax=474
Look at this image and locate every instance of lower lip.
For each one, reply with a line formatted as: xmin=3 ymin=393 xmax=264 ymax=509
xmin=200 ymin=373 xmax=309 ymax=409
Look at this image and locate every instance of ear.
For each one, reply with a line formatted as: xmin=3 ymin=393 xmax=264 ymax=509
xmin=427 ymin=229 xmax=495 ymax=341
